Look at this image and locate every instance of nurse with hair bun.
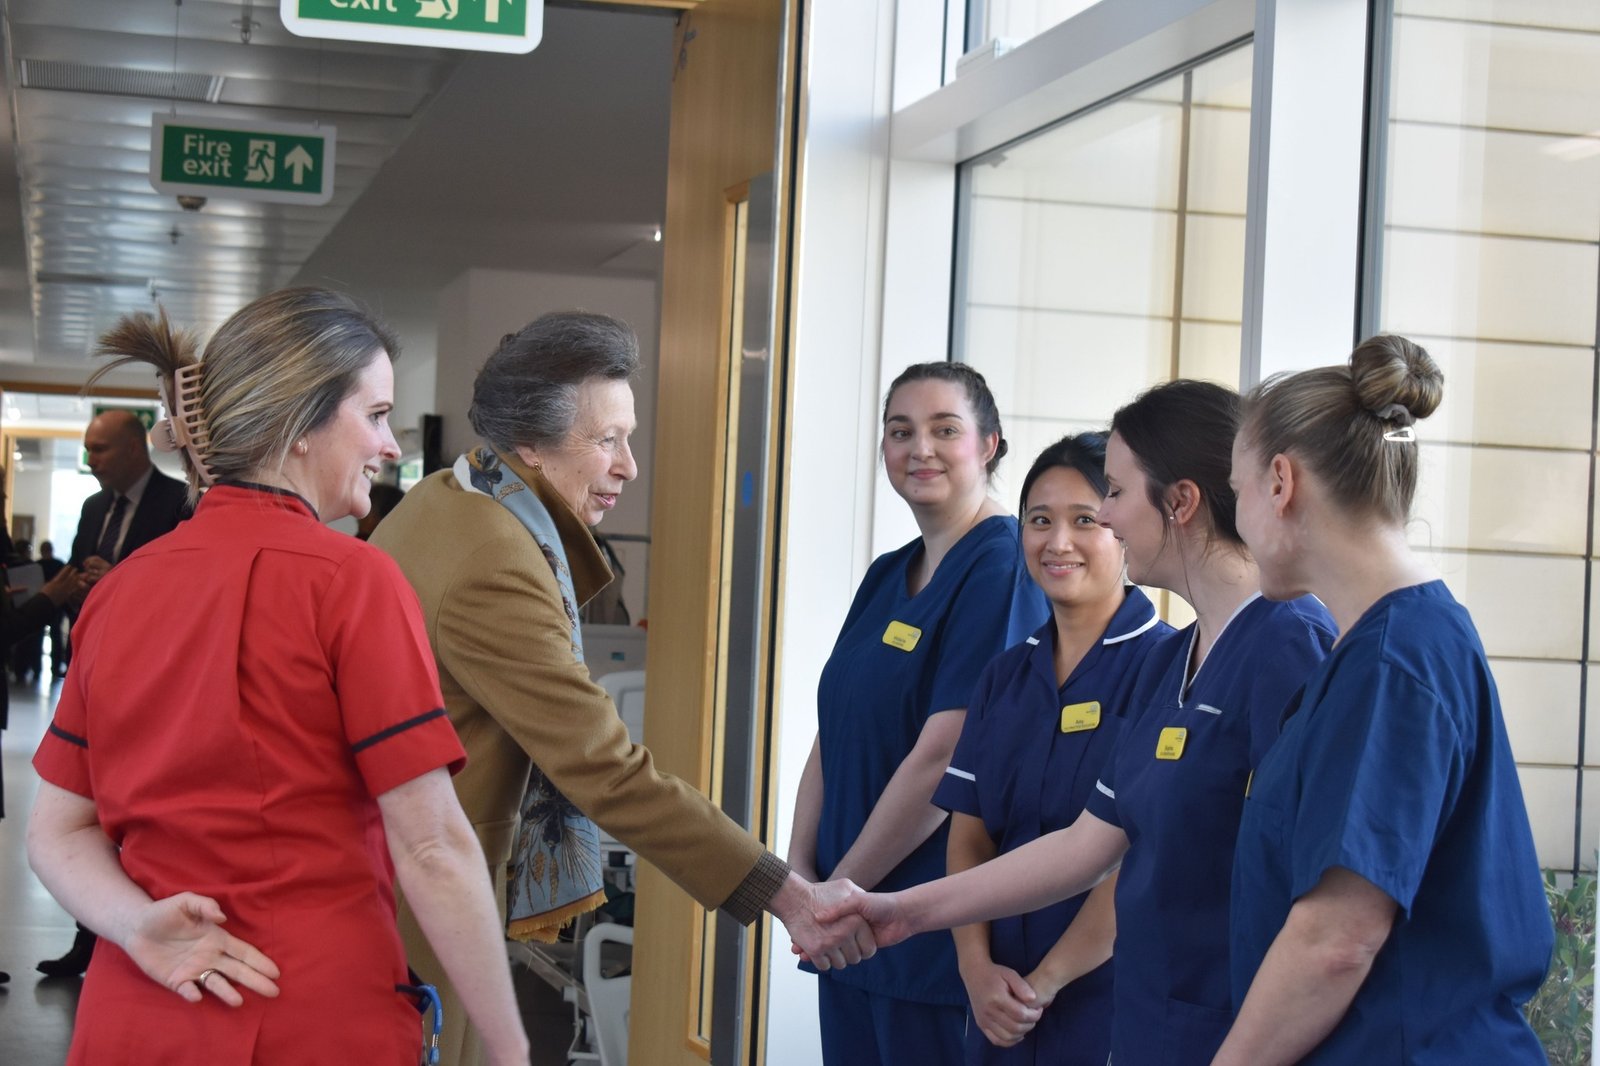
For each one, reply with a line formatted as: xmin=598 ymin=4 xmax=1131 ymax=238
xmin=1215 ymin=335 xmax=1552 ymax=1064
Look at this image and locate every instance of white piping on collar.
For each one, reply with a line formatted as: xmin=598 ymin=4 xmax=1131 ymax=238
xmin=1102 ymin=612 xmax=1160 ymax=646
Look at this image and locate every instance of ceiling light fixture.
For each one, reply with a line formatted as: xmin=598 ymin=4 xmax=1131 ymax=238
xmin=233 ymin=1 xmax=260 ymax=45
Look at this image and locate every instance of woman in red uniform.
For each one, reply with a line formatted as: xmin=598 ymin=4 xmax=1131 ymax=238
xmin=26 ymin=288 xmax=531 ymax=1066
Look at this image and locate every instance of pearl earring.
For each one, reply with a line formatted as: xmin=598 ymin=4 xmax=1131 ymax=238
xmin=293 ymin=439 xmax=308 ymax=456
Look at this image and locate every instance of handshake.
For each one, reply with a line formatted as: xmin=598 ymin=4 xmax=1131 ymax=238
xmin=765 ymin=874 xmax=917 ymax=971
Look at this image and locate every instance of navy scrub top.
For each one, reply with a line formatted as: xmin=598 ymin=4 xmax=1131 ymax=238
xmin=1082 ymin=592 xmax=1335 ymax=1065
xmin=1231 ymin=581 xmax=1552 ymax=1064
xmin=811 ymin=514 xmax=1049 ymax=1006
xmin=933 ymin=587 xmax=1176 ymax=1065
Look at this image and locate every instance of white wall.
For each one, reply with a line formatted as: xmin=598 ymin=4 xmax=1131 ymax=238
xmin=385 ymin=304 xmax=439 ymax=443
xmin=10 ymin=466 xmax=57 ymax=545
xmin=764 ymin=0 xmax=923 ymax=1058
xmin=432 ymin=268 xmax=660 ymax=620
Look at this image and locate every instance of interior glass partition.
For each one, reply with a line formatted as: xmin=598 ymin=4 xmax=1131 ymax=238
xmin=1370 ymin=0 xmax=1600 ymax=871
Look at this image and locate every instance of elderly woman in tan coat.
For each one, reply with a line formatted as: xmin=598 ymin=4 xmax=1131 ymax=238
xmin=372 ymin=311 xmax=870 ymax=1066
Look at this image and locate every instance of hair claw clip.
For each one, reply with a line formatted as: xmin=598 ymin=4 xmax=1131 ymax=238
xmin=157 ymin=362 xmax=217 ymax=486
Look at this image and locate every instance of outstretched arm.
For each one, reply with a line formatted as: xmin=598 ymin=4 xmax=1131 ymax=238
xmin=828 ymin=810 xmax=1129 ymax=948
xmin=27 ymin=781 xmax=281 ymax=1005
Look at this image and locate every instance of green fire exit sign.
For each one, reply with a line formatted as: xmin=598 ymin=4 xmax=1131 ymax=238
xmin=280 ymin=0 xmax=543 ymax=53
xmin=149 ymin=114 xmax=336 ymax=206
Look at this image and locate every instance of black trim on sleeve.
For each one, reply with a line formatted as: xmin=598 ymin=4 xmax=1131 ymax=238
xmin=351 ymin=708 xmax=447 ymax=755
xmin=49 ymin=722 xmax=88 ymax=748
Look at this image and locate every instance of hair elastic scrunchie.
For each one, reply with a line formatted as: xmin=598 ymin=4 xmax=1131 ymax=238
xmin=1375 ymin=402 xmax=1417 ymax=443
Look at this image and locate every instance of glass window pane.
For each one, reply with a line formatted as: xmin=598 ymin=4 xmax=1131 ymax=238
xmin=1412 ymin=550 xmax=1585 ymax=661
xmin=1375 ymin=2 xmax=1600 ymax=870
xmin=1497 ymin=660 xmax=1580 ymax=765
xmin=972 ymin=0 xmax=1103 ymax=53
xmin=957 ymin=43 xmax=1253 ymax=512
xmin=1521 ymin=766 xmax=1579 ymax=868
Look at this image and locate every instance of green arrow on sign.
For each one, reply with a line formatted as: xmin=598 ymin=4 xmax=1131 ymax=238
xmin=149 ymin=114 xmax=336 ymax=206
xmin=280 ymin=0 xmax=543 ymax=53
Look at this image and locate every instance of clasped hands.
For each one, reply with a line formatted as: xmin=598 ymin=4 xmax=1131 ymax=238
xmin=961 ymin=957 xmax=1067 ymax=1048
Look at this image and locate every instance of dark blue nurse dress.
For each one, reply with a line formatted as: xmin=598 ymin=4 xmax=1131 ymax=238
xmin=933 ymin=587 xmax=1177 ymax=1065
xmin=1231 ymin=581 xmax=1552 ymax=1063
xmin=809 ymin=514 xmax=1048 ymax=1066
xmin=1082 ymin=592 xmax=1335 ymax=1064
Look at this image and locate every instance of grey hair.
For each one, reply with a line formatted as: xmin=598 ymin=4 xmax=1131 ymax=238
xmin=468 ymin=311 xmax=640 ymax=452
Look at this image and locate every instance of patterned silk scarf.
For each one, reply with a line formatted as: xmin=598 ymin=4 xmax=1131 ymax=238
xmin=454 ymin=448 xmax=606 ymax=942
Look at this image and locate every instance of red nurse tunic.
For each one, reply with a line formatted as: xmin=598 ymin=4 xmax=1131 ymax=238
xmin=34 ymin=482 xmax=466 ymax=1065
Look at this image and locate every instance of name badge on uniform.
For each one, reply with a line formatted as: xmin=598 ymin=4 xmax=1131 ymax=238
xmin=882 ymin=620 xmax=923 ymax=652
xmin=1060 ymin=701 xmax=1101 ymax=734
xmin=1156 ymin=727 xmax=1188 ymax=760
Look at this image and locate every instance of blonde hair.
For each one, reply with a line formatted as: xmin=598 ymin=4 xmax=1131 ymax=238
xmin=91 ymin=287 xmax=398 ymax=503
xmin=1240 ymin=334 xmax=1443 ymax=525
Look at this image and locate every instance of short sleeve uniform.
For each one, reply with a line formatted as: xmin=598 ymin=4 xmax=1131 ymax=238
xmin=34 ymin=483 xmax=464 ymax=1066
xmin=1231 ymin=581 xmax=1552 ymax=1063
xmin=933 ymin=587 xmax=1176 ymax=1066
xmin=811 ymin=515 xmax=1049 ymax=1005
xmin=1082 ymin=593 xmax=1334 ymax=1065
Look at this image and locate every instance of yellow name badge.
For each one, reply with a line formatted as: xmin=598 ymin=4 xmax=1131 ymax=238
xmin=1156 ymin=727 xmax=1188 ymax=760
xmin=882 ymin=620 xmax=923 ymax=652
xmin=1060 ymin=701 xmax=1102 ymax=734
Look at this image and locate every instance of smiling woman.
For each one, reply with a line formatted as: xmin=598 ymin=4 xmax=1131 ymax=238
xmin=26 ymin=287 xmax=532 ymax=1065
xmin=280 ymin=356 xmax=401 ymax=523
xmin=369 ymin=311 xmax=856 ymax=1066
xmin=787 ymin=361 xmax=1047 ymax=1066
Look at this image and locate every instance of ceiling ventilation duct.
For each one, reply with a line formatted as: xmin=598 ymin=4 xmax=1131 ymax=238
xmin=18 ymin=59 xmax=224 ymax=104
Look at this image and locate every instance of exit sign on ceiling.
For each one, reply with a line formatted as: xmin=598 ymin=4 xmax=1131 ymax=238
xmin=150 ymin=114 xmax=336 ymax=206
xmin=280 ymin=0 xmax=543 ymax=53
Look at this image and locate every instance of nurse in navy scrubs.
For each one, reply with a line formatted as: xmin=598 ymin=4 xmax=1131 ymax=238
xmin=1213 ymin=336 xmax=1551 ymax=1065
xmin=818 ymin=380 xmax=1335 ymax=1066
xmin=788 ymin=362 xmax=1048 ymax=1066
xmin=935 ymin=432 xmax=1175 ymax=1064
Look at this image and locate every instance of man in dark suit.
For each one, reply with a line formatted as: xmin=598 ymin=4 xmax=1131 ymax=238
xmin=38 ymin=408 xmax=189 ymax=979
xmin=67 ymin=409 xmax=190 ymax=581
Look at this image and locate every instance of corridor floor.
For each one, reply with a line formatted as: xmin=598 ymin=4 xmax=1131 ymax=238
xmin=0 ymin=677 xmax=81 ymax=1064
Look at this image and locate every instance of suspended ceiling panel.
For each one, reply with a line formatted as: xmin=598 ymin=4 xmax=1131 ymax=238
xmin=1 ymin=0 xmax=461 ymax=363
